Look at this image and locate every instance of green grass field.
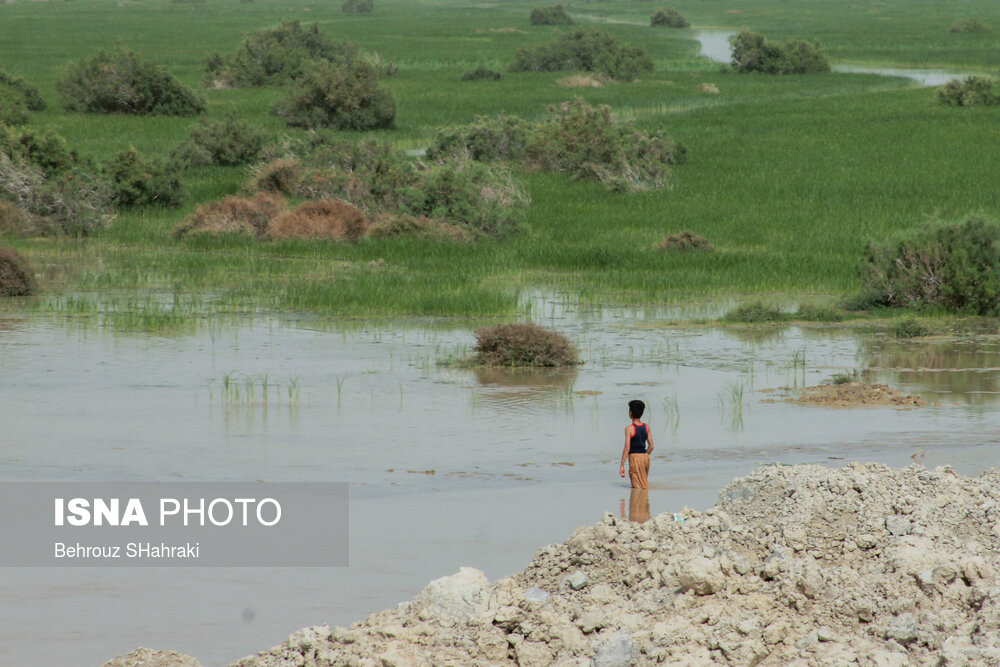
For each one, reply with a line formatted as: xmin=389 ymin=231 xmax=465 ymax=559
xmin=3 ymin=0 xmax=1000 ymax=320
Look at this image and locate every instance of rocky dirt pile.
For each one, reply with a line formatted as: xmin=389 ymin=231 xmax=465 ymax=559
xmin=102 ymin=647 xmax=201 ymax=667
xmin=232 ymin=463 xmax=1000 ymax=666
xmin=765 ymin=382 xmax=926 ymax=409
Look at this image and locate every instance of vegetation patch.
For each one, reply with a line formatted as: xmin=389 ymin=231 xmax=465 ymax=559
xmin=173 ymin=114 xmax=269 ymax=166
xmin=174 ymin=192 xmax=285 ymax=238
xmin=860 ymin=216 xmax=1000 ymax=315
xmin=0 ymin=86 xmax=28 ymax=125
xmin=892 ymin=318 xmax=931 ymax=339
xmin=730 ymin=31 xmax=830 ymax=75
xmin=268 ymin=200 xmax=370 ymax=241
xmin=950 ymin=19 xmax=990 ymax=34
xmin=0 ymin=246 xmax=35 ymax=296
xmin=556 ymin=74 xmax=605 ymax=88
xmin=937 ymin=76 xmax=999 ymax=107
xmin=650 ymin=8 xmax=689 ymax=28
xmin=367 ymin=214 xmax=471 ymax=241
xmin=530 ymin=4 xmax=572 ymax=26
xmin=473 ymin=323 xmax=580 ymax=367
xmin=340 ymin=0 xmax=372 ymax=13
xmin=724 ymin=301 xmax=785 ymax=323
xmin=509 ymin=28 xmax=653 ymax=82
xmin=107 ymin=148 xmax=183 ymax=208
xmin=794 ymin=303 xmax=844 ymax=322
xmin=0 ymin=70 xmax=45 ymax=111
xmin=697 ymin=83 xmax=719 ymax=94
xmin=460 ymin=66 xmax=502 ymax=82
xmin=428 ymin=98 xmax=685 ymax=192
xmin=58 ymin=45 xmax=205 ymax=116
xmin=272 ymin=59 xmax=396 ymax=130
xmin=656 ymin=230 xmax=713 ymax=252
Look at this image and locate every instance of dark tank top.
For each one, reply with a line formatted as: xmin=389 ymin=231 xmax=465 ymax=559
xmin=629 ymin=423 xmax=648 ymax=454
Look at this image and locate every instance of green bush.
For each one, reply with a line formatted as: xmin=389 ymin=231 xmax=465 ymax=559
xmin=509 ymin=28 xmax=653 ymax=81
xmin=174 ymin=113 xmax=268 ymax=166
xmin=0 ymin=86 xmax=28 ymax=125
xmin=893 ymin=318 xmax=931 ymax=339
xmin=341 ymin=0 xmax=373 ymax=13
xmin=530 ymin=4 xmax=573 ymax=25
xmin=205 ymin=20 xmax=394 ymax=87
xmin=724 ymin=301 xmax=785 ymax=323
xmin=937 ymin=76 xmax=1000 ymax=107
xmin=730 ymin=31 xmax=830 ymax=75
xmin=272 ymin=59 xmax=395 ymax=130
xmin=650 ymin=8 xmax=689 ymax=28
xmin=473 ymin=323 xmax=580 ymax=366
xmin=249 ymin=139 xmax=528 ymax=237
xmin=0 ymin=125 xmax=80 ymax=177
xmin=794 ymin=303 xmax=844 ymax=322
xmin=860 ymin=216 xmax=1000 ymax=315
xmin=106 ymin=148 xmax=183 ymax=208
xmin=950 ymin=19 xmax=990 ymax=34
xmin=427 ymin=115 xmax=531 ymax=162
xmin=58 ymin=45 xmax=204 ymax=116
xmin=0 ymin=70 xmax=46 ymax=111
xmin=460 ymin=66 xmax=503 ymax=81
xmin=0 ymin=246 xmax=36 ymax=296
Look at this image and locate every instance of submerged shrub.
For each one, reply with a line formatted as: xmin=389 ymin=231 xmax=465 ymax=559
xmin=730 ymin=31 xmax=830 ymax=75
xmin=937 ymin=76 xmax=1000 ymax=107
xmin=509 ymin=28 xmax=653 ymax=81
xmin=794 ymin=303 xmax=844 ymax=322
xmin=860 ymin=216 xmax=1000 ymax=315
xmin=272 ymin=59 xmax=395 ymax=130
xmin=106 ymin=149 xmax=183 ymax=208
xmin=460 ymin=66 xmax=503 ymax=81
xmin=657 ymin=230 xmax=713 ymax=251
xmin=268 ymin=199 xmax=369 ymax=240
xmin=724 ymin=301 xmax=785 ymax=323
xmin=340 ymin=0 xmax=373 ymax=13
xmin=58 ymin=45 xmax=205 ymax=116
xmin=650 ymin=8 xmax=689 ymax=28
xmin=0 ymin=246 xmax=36 ymax=296
xmin=0 ymin=70 xmax=46 ymax=111
xmin=175 ymin=113 xmax=269 ymax=166
xmin=950 ymin=19 xmax=990 ymax=34
xmin=893 ymin=318 xmax=930 ymax=339
xmin=473 ymin=323 xmax=580 ymax=367
xmin=174 ymin=192 xmax=285 ymax=238
xmin=530 ymin=4 xmax=573 ymax=25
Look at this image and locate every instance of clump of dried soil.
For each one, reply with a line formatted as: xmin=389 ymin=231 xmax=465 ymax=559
xmin=231 ymin=463 xmax=1000 ymax=666
xmin=791 ymin=382 xmax=926 ymax=408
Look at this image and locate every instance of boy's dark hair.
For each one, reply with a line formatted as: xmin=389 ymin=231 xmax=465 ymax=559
xmin=628 ymin=399 xmax=645 ymax=418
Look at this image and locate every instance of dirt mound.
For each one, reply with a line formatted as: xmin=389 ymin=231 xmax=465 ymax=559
xmin=101 ymin=647 xmax=201 ymax=667
xmin=656 ymin=230 xmax=714 ymax=252
xmin=231 ymin=463 xmax=1000 ymax=666
xmin=174 ymin=193 xmax=285 ymax=238
xmin=267 ymin=200 xmax=369 ymax=241
xmin=792 ymin=382 xmax=926 ymax=408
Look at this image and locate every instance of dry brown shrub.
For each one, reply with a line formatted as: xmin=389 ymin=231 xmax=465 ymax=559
xmin=657 ymin=230 xmax=714 ymax=252
xmin=268 ymin=199 xmax=369 ymax=241
xmin=0 ymin=200 xmax=33 ymax=236
xmin=250 ymin=159 xmax=302 ymax=195
xmin=174 ymin=192 xmax=286 ymax=238
xmin=473 ymin=323 xmax=580 ymax=367
xmin=0 ymin=246 xmax=36 ymax=296
xmin=697 ymin=83 xmax=720 ymax=94
xmin=556 ymin=74 xmax=606 ymax=88
xmin=367 ymin=214 xmax=471 ymax=241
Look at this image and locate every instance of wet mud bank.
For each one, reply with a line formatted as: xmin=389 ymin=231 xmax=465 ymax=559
xmin=226 ymin=463 xmax=1000 ymax=666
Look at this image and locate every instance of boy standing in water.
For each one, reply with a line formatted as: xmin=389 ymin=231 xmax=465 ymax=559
xmin=619 ymin=399 xmax=653 ymax=489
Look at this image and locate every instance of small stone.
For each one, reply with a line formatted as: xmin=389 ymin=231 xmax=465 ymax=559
xmin=677 ymin=556 xmax=725 ymax=596
xmin=567 ymin=571 xmax=589 ymax=590
xmin=576 ymin=610 xmax=607 ymax=634
xmin=524 ymin=586 xmax=550 ymax=604
xmin=886 ymin=515 xmax=912 ymax=536
xmin=817 ymin=627 xmax=836 ymax=642
xmin=885 ymin=613 xmax=918 ymax=645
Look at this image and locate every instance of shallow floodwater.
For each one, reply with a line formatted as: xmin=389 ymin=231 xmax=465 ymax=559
xmin=2 ymin=308 xmax=1000 ymax=666
xmin=696 ymin=29 xmax=965 ymax=86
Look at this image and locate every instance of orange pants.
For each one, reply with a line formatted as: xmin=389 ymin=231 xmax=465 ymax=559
xmin=628 ymin=453 xmax=649 ymax=489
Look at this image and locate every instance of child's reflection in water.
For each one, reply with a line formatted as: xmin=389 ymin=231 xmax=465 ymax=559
xmin=620 ymin=488 xmax=650 ymax=523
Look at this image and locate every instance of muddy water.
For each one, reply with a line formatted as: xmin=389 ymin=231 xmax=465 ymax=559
xmin=695 ymin=29 xmax=966 ymax=86
xmin=2 ymin=311 xmax=1000 ymax=666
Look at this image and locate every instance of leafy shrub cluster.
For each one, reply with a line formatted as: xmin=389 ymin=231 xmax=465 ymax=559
xmin=730 ymin=31 xmax=830 ymax=75
xmin=58 ymin=45 xmax=205 ymax=116
xmin=272 ymin=59 xmax=395 ymax=130
xmin=340 ymin=0 xmax=372 ymax=13
xmin=237 ymin=138 xmax=528 ymax=238
xmin=530 ymin=4 xmax=573 ymax=25
xmin=950 ymin=19 xmax=990 ymax=34
xmin=106 ymin=148 xmax=183 ymax=208
xmin=937 ymin=76 xmax=999 ymax=107
xmin=0 ymin=87 xmax=28 ymax=126
xmin=650 ymin=8 xmax=689 ymax=28
xmin=893 ymin=318 xmax=930 ymax=339
xmin=427 ymin=98 xmax=686 ymax=192
xmin=173 ymin=114 xmax=269 ymax=166
xmin=461 ymin=66 xmax=503 ymax=81
xmin=0 ymin=246 xmax=36 ymax=296
xmin=724 ymin=301 xmax=785 ymax=323
xmin=860 ymin=216 xmax=1000 ymax=315
xmin=0 ymin=70 xmax=46 ymax=111
xmin=473 ymin=323 xmax=580 ymax=367
xmin=657 ymin=230 xmax=712 ymax=251
xmin=509 ymin=28 xmax=653 ymax=81
xmin=205 ymin=20 xmax=395 ymax=87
